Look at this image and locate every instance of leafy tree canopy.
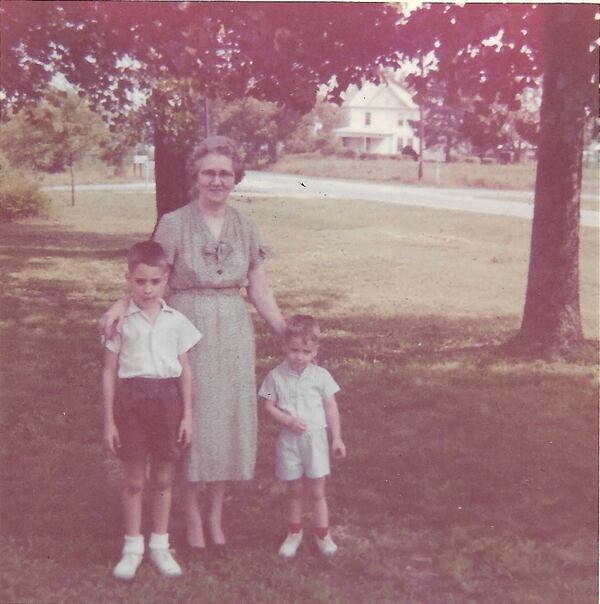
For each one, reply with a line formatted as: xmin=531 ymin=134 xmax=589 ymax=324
xmin=1 ymin=2 xmax=400 ymax=117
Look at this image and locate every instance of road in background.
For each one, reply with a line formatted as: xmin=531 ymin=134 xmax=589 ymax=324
xmin=46 ymin=170 xmax=599 ymax=228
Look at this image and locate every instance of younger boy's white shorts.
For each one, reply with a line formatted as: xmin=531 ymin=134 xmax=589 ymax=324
xmin=275 ymin=428 xmax=330 ymax=481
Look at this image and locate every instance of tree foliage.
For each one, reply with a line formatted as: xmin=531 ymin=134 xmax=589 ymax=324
xmin=1 ymin=88 xmax=106 ymax=205
xmin=399 ymin=4 xmax=544 ymax=161
xmin=214 ymin=98 xmax=302 ymax=166
xmin=1 ymin=88 xmax=105 ymax=174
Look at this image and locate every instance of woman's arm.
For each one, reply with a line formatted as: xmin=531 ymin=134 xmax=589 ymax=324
xmin=98 ymin=296 xmax=130 ymax=339
xmin=247 ymin=264 xmax=286 ymax=335
xmin=177 ymin=352 xmax=193 ymax=447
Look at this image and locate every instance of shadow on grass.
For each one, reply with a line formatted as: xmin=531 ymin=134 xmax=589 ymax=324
xmin=1 ymin=219 xmax=597 ymax=603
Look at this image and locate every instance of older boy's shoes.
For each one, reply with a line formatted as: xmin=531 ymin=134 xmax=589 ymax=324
xmin=315 ymin=533 xmax=338 ymax=556
xmin=113 ymin=552 xmax=143 ymax=580
xmin=149 ymin=548 xmax=183 ymax=578
xmin=278 ymin=530 xmax=303 ymax=558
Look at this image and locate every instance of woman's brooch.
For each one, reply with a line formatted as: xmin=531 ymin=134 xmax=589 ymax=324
xmin=203 ymin=241 xmax=232 ymax=263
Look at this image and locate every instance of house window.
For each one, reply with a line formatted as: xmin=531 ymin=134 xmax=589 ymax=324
xmin=407 ymin=138 xmax=414 ymax=149
xmin=398 ymin=117 xmax=404 ymax=126
xmin=397 ymin=138 xmax=404 ymax=152
xmin=365 ymin=112 xmax=371 ymax=126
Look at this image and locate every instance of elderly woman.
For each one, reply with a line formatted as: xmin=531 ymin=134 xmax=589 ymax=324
xmin=103 ymin=136 xmax=286 ymax=549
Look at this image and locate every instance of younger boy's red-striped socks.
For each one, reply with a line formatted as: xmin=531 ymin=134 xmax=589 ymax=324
xmin=314 ymin=526 xmax=329 ymax=539
xmin=288 ymin=523 xmax=302 ymax=534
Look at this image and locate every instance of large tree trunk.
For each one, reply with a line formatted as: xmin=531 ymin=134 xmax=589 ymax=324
xmin=153 ymin=125 xmax=189 ymax=228
xmin=515 ymin=5 xmax=594 ymax=358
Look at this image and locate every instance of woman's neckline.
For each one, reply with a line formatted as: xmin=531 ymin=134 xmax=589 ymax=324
xmin=193 ymin=202 xmax=230 ymax=242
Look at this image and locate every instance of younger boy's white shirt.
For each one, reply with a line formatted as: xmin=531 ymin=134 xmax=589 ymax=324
xmin=259 ymin=360 xmax=340 ymax=431
xmin=104 ymin=299 xmax=202 ymax=378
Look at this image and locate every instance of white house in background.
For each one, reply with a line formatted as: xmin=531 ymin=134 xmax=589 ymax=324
xmin=333 ymin=78 xmax=420 ymax=155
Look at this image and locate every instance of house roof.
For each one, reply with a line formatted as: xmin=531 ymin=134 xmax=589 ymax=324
xmin=345 ymin=79 xmax=418 ymax=110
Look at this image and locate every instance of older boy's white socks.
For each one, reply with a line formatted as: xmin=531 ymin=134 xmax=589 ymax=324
xmin=148 ymin=532 xmax=182 ymax=578
xmin=113 ymin=534 xmax=144 ymax=580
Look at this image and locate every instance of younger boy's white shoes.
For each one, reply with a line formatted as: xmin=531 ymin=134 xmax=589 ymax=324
xmin=278 ymin=530 xmax=303 ymax=558
xmin=113 ymin=552 xmax=144 ymax=580
xmin=315 ymin=533 xmax=338 ymax=556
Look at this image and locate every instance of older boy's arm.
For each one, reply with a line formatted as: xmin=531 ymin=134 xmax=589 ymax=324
xmin=102 ymin=349 xmax=120 ymax=455
xmin=324 ymin=395 xmax=346 ymax=458
xmin=177 ymin=352 xmax=193 ymax=446
xmin=261 ymin=397 xmax=306 ymax=434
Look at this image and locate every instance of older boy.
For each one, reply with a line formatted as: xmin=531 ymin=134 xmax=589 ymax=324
xmin=102 ymin=240 xmax=201 ymax=580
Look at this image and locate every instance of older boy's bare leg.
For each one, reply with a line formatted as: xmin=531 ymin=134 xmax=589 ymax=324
xmin=150 ymin=462 xmax=174 ymax=535
xmin=288 ymin=479 xmax=304 ymax=526
xmin=123 ymin=461 xmax=146 ymax=536
xmin=207 ymin=481 xmax=226 ymax=545
xmin=184 ymin=481 xmax=206 ymax=548
xmin=307 ymin=477 xmax=328 ymax=530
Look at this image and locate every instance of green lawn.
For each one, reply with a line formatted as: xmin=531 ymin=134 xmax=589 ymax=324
xmin=0 ymin=191 xmax=597 ymax=603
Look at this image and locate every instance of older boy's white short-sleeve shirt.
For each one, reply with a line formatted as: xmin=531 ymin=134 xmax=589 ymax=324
xmin=258 ymin=361 xmax=340 ymax=431
xmin=104 ymin=299 xmax=202 ymax=378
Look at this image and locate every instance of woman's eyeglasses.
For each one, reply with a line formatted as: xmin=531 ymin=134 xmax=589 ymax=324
xmin=199 ymin=169 xmax=235 ymax=182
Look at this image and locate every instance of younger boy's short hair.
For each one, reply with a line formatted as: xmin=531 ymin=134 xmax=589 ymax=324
xmin=127 ymin=240 xmax=168 ymax=271
xmin=284 ymin=314 xmax=321 ymax=344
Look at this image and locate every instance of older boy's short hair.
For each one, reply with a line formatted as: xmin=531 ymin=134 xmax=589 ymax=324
xmin=127 ymin=240 xmax=168 ymax=271
xmin=284 ymin=314 xmax=321 ymax=344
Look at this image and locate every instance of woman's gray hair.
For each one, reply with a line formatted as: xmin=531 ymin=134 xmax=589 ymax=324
xmin=186 ymin=136 xmax=245 ymax=199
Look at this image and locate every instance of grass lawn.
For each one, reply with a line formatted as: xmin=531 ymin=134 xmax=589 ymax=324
xmin=0 ymin=190 xmax=598 ymax=603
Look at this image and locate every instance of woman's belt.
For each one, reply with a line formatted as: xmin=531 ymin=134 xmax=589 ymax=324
xmin=170 ymin=286 xmax=242 ymax=297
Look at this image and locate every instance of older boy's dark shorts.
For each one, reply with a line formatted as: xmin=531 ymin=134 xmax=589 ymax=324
xmin=114 ymin=377 xmax=183 ymax=463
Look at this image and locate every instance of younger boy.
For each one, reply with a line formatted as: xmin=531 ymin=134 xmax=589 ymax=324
xmin=102 ymin=240 xmax=201 ymax=580
xmin=259 ymin=314 xmax=346 ymax=558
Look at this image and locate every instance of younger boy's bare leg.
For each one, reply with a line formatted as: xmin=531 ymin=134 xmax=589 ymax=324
xmin=123 ymin=461 xmax=146 ymax=536
xmin=288 ymin=479 xmax=304 ymax=527
xmin=306 ymin=477 xmax=328 ymax=531
xmin=150 ymin=462 xmax=174 ymax=535
xmin=307 ymin=477 xmax=338 ymax=555
xmin=184 ymin=481 xmax=206 ymax=548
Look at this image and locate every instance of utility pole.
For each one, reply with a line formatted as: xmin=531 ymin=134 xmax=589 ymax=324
xmin=418 ymin=54 xmax=425 ymax=180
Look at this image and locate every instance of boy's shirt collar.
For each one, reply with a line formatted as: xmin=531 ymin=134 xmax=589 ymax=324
xmin=125 ymin=298 xmax=174 ymax=317
xmin=281 ymin=360 xmax=315 ymax=377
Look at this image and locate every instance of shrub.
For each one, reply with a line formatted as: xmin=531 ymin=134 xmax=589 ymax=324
xmin=0 ymin=170 xmax=51 ymax=222
xmin=337 ymin=149 xmax=357 ymax=159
